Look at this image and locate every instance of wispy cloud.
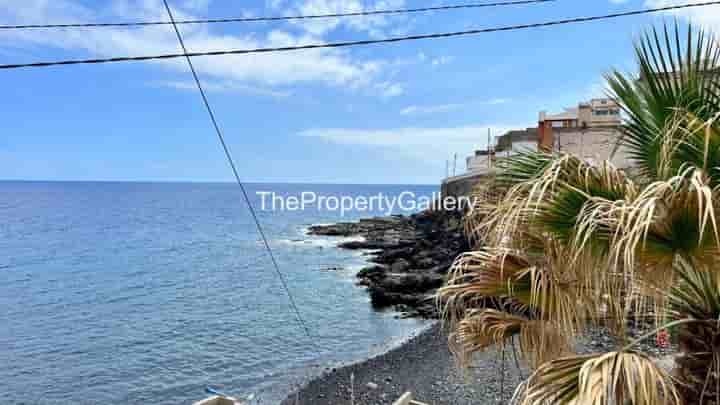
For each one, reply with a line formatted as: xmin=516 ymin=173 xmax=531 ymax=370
xmin=376 ymin=81 xmax=405 ymax=98
xmin=149 ymin=80 xmax=293 ymax=98
xmin=431 ymin=55 xmax=454 ymax=67
xmin=485 ymin=98 xmax=510 ymax=105
xmin=299 ymin=124 xmax=526 ymax=161
xmin=643 ymin=0 xmax=720 ymax=28
xmin=0 ymin=0 xmax=402 ymax=96
xmin=400 ymin=104 xmax=464 ymax=115
xmin=399 ymin=98 xmax=510 ymax=115
xmin=268 ymin=0 xmax=410 ymax=38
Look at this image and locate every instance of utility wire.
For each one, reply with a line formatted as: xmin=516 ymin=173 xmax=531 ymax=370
xmin=1 ymin=0 xmax=556 ymax=30
xmin=2 ymin=1 xmax=719 ymax=70
xmin=159 ymin=0 xmax=317 ymax=345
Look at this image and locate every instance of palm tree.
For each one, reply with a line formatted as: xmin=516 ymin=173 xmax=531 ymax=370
xmin=438 ymin=24 xmax=720 ymax=404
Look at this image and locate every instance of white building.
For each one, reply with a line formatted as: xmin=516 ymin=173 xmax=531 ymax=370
xmin=465 ymin=128 xmax=539 ymax=175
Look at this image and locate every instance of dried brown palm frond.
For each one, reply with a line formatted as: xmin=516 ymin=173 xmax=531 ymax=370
xmin=570 ymin=162 xmax=638 ymax=252
xmin=526 ymin=240 xmax=604 ymax=335
xmin=463 ymin=150 xmax=557 ymax=246
xmin=515 ymin=354 xmax=590 ymax=405
xmin=480 ymin=155 xmax=635 ymax=254
xmin=655 ymin=109 xmax=715 ymax=180
xmin=438 ymin=248 xmax=533 ymax=326
xmin=611 ymin=167 xmax=720 ymax=291
xmin=463 ymin=174 xmax=506 ymax=248
xmin=518 ymin=318 xmax=572 ymax=369
xmin=438 ymin=242 xmax=585 ymax=319
xmin=477 ymin=155 xmax=580 ymax=247
xmin=449 ymin=309 xmax=571 ymax=370
xmin=439 ymin=239 xmax=599 ymax=354
xmin=519 ymin=352 xmax=680 ymax=405
xmin=448 ymin=309 xmax=525 ymax=369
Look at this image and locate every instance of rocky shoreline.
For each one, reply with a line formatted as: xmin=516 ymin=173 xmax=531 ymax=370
xmin=307 ymin=209 xmax=468 ymax=319
xmin=289 ymin=211 xmax=679 ymax=405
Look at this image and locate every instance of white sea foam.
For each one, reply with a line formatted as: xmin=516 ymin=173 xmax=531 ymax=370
xmin=273 ymin=234 xmax=366 ymax=249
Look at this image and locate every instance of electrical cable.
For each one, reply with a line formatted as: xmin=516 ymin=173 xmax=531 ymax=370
xmin=160 ymin=0 xmax=317 ymax=345
xmin=2 ymin=1 xmax=718 ymax=70
xmin=0 ymin=0 xmax=557 ymax=30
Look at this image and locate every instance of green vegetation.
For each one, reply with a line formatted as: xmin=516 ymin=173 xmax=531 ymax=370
xmin=439 ymin=24 xmax=720 ymax=404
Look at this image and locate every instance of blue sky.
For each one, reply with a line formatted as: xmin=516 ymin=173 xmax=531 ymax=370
xmin=0 ymin=0 xmax=714 ymax=184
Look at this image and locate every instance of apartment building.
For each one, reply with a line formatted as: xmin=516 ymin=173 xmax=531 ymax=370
xmin=538 ymin=98 xmax=629 ymax=167
xmin=462 ymin=98 xmax=629 ymax=177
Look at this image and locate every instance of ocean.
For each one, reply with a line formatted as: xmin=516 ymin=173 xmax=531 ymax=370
xmin=0 ymin=181 xmax=435 ymax=404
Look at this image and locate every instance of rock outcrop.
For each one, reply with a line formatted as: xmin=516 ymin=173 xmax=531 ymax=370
xmin=308 ymin=209 xmax=468 ymax=318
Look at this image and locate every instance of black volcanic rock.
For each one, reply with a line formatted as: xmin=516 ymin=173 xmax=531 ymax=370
xmin=308 ymin=208 xmax=468 ymax=319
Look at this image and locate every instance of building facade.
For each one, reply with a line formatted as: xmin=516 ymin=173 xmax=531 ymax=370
xmin=538 ymin=98 xmax=629 ymax=167
xmin=465 ymin=128 xmax=539 ymax=174
xmin=461 ymin=98 xmax=630 ymax=178
xmin=466 ymin=150 xmax=494 ymax=174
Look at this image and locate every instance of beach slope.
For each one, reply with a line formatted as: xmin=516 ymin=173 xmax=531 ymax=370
xmin=281 ymin=323 xmax=524 ymax=405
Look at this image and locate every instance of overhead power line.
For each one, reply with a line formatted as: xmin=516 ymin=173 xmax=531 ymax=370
xmin=0 ymin=0 xmax=556 ymax=30
xmin=2 ymin=1 xmax=719 ymax=70
xmin=160 ymin=0 xmax=317 ymax=345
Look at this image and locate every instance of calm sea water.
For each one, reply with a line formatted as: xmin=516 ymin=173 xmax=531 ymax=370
xmin=0 ymin=181 xmax=435 ymax=404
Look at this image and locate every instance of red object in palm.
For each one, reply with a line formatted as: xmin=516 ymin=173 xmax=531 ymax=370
xmin=656 ymin=329 xmax=670 ymax=349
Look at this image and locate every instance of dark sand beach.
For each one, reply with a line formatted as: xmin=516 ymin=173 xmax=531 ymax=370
xmin=281 ymin=321 xmax=675 ymax=405
xmin=282 ymin=323 xmax=526 ymax=405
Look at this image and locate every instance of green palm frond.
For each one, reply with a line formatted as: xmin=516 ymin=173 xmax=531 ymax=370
xmin=612 ymin=167 xmax=720 ymax=287
xmin=607 ymin=23 xmax=720 ymax=182
xmin=669 ymin=257 xmax=720 ymax=324
xmin=443 ymin=22 xmax=720 ymax=404
xmin=485 ymin=154 xmax=635 ymax=252
xmin=496 ymin=149 xmax=557 ymax=188
xmin=479 ymin=154 xmax=582 ymax=247
xmin=669 ymin=258 xmax=720 ymax=402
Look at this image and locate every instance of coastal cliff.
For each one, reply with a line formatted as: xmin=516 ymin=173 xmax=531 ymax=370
xmin=308 ymin=208 xmax=468 ymax=318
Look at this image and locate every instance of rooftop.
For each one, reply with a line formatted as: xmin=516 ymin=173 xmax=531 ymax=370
xmin=496 ymin=127 xmax=538 ymax=151
xmin=542 ymin=108 xmax=578 ymax=121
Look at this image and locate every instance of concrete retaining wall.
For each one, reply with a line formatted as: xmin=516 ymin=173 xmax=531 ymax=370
xmin=441 ymin=173 xmax=491 ymax=199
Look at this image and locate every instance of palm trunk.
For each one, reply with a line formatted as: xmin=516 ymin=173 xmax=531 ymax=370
xmin=675 ymin=323 xmax=720 ymax=404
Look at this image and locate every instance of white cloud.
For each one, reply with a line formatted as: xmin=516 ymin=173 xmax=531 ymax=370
xmin=399 ymin=98 xmax=509 ymax=115
xmin=431 ymin=56 xmax=454 ymax=67
xmin=299 ymin=125 xmax=525 ymax=161
xmin=269 ymin=0 xmax=409 ymax=38
xmin=0 ymin=0 xmax=400 ymax=95
xmin=150 ymin=80 xmax=293 ymax=98
xmin=643 ymin=0 xmax=720 ymax=28
xmin=400 ymin=103 xmax=464 ymax=115
xmin=376 ymin=81 xmax=404 ymax=97
xmin=485 ymin=98 xmax=510 ymax=105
